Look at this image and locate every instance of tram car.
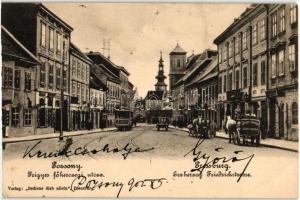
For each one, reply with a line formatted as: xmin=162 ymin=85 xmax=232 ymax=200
xmin=115 ymin=109 xmax=133 ymax=131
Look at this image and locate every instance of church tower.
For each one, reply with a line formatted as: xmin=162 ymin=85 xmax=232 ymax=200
xmin=155 ymin=51 xmax=167 ymax=92
xmin=169 ymin=43 xmax=186 ymax=91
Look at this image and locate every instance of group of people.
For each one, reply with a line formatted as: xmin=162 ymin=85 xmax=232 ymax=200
xmin=187 ymin=115 xmax=217 ymax=138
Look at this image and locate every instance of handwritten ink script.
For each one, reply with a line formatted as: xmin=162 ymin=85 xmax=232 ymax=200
xmin=184 ymin=138 xmax=254 ymax=182
xmin=23 ymin=138 xmax=155 ymax=160
xmin=70 ymin=175 xmax=167 ymax=197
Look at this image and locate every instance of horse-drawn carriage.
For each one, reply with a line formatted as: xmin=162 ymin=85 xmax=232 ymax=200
xmin=156 ymin=109 xmax=172 ymax=131
xmin=188 ymin=118 xmax=216 ymax=138
xmin=228 ymin=116 xmax=261 ymax=146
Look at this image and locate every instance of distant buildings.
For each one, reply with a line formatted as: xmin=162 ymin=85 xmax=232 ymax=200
xmin=2 ymin=3 xmax=135 ymax=137
xmin=144 ymin=53 xmax=169 ymax=123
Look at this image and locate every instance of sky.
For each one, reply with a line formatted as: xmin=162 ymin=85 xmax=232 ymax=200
xmin=45 ymin=3 xmax=249 ymax=97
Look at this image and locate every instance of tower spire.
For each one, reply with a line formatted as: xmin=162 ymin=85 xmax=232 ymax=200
xmin=155 ymin=51 xmax=167 ymax=92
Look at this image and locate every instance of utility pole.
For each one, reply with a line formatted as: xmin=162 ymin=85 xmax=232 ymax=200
xmin=59 ymin=40 xmax=65 ymax=141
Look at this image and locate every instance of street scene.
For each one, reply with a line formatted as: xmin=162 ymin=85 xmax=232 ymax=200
xmin=1 ymin=2 xmax=298 ymax=198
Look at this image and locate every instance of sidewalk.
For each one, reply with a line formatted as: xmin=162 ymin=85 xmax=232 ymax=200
xmin=169 ymin=125 xmax=298 ymax=152
xmin=3 ymin=127 xmax=117 ymax=144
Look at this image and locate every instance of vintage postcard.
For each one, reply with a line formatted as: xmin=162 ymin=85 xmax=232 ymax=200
xmin=1 ymin=2 xmax=299 ymax=198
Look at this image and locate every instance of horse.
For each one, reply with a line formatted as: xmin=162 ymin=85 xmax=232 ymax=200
xmin=225 ymin=116 xmax=238 ymax=144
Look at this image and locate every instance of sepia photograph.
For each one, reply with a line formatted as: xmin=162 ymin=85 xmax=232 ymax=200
xmin=1 ymin=2 xmax=299 ymax=198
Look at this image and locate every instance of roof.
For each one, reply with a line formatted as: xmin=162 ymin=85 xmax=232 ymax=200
xmin=173 ymin=49 xmax=217 ymax=87
xmin=70 ymin=42 xmax=93 ymax=64
xmin=186 ymin=56 xmax=218 ymax=87
xmin=2 ymin=25 xmax=40 ymax=65
xmin=40 ymin=3 xmax=73 ymax=32
xmin=90 ymin=72 xmax=107 ymax=91
xmin=119 ymin=66 xmax=130 ymax=76
xmin=170 ymin=43 xmax=186 ymax=55
xmin=213 ymin=4 xmax=261 ymax=44
xmin=145 ymin=90 xmax=164 ymax=100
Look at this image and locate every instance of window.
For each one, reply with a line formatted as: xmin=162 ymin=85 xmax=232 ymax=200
xmin=11 ymin=107 xmax=19 ymax=127
xmin=72 ymin=81 xmax=76 ymax=96
xmin=81 ymin=84 xmax=85 ymax=103
xmin=56 ymin=32 xmax=61 ymax=52
xmin=219 ymin=48 xmax=222 ymax=63
xmin=228 ymin=72 xmax=232 ymax=91
xmin=289 ymin=44 xmax=296 ymax=71
xmin=235 ymin=70 xmax=239 ymax=89
xmin=40 ymin=62 xmax=46 ymax=87
xmin=260 ymin=19 xmax=266 ymax=40
xmin=14 ymin=70 xmax=20 ymax=89
xmin=223 ymin=75 xmax=227 ymax=92
xmin=63 ymin=68 xmax=67 ymax=92
xmin=243 ymin=67 xmax=247 ymax=88
xmin=86 ymin=65 xmax=89 ymax=82
xmin=86 ymin=88 xmax=89 ymax=103
xmin=235 ymin=36 xmax=240 ymax=54
xmin=292 ymin=102 xmax=298 ymax=124
xmin=24 ymin=108 xmax=32 ymax=126
xmin=177 ymin=59 xmax=180 ymax=68
xmin=72 ymin=58 xmax=76 ymax=77
xmin=271 ymin=54 xmax=277 ymax=78
xmin=40 ymin=22 xmax=46 ymax=47
xmin=56 ymin=65 xmax=61 ymax=90
xmin=290 ymin=4 xmax=297 ymax=24
xmin=272 ymin=13 xmax=277 ymax=37
xmin=77 ymin=83 xmax=81 ymax=102
xmin=279 ymin=8 xmax=286 ymax=33
xmin=252 ymin=23 xmax=258 ymax=45
xmin=82 ymin=64 xmax=85 ymax=81
xmin=3 ymin=67 xmax=13 ymax=87
xmin=218 ymin=76 xmax=222 ymax=93
xmin=25 ymin=71 xmax=31 ymax=91
xmin=278 ymin=50 xmax=285 ymax=75
xmin=229 ymin=40 xmax=233 ymax=58
xmin=77 ymin=61 xmax=81 ymax=78
xmin=223 ymin=46 xmax=227 ymax=61
xmin=261 ymin=60 xmax=266 ymax=85
xmin=253 ymin=63 xmax=258 ymax=86
xmin=49 ymin=28 xmax=54 ymax=50
xmin=242 ymin=31 xmax=247 ymax=50
xmin=48 ymin=64 xmax=54 ymax=89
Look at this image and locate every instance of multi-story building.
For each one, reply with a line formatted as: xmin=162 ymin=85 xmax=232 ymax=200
xmin=267 ymin=4 xmax=298 ymax=140
xmin=90 ymin=72 xmax=107 ymax=129
xmin=69 ymin=43 xmax=92 ymax=131
xmin=214 ymin=4 xmax=268 ymax=132
xmin=214 ymin=4 xmax=298 ymax=140
xmin=2 ymin=3 xmax=73 ymax=134
xmin=86 ymin=52 xmax=121 ymax=127
xmin=194 ymin=56 xmax=218 ymax=125
xmin=119 ymin=66 xmax=131 ymax=110
xmin=170 ymin=49 xmax=217 ymax=123
xmin=2 ymin=26 xmax=40 ymax=137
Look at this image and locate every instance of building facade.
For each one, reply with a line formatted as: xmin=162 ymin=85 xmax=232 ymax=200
xmin=86 ymin=52 xmax=121 ymax=127
xmin=267 ymin=4 xmax=298 ymax=140
xmin=214 ymin=4 xmax=298 ymax=140
xmin=2 ymin=3 xmax=73 ymax=134
xmin=2 ymin=26 xmax=40 ymax=137
xmin=69 ymin=43 xmax=92 ymax=131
